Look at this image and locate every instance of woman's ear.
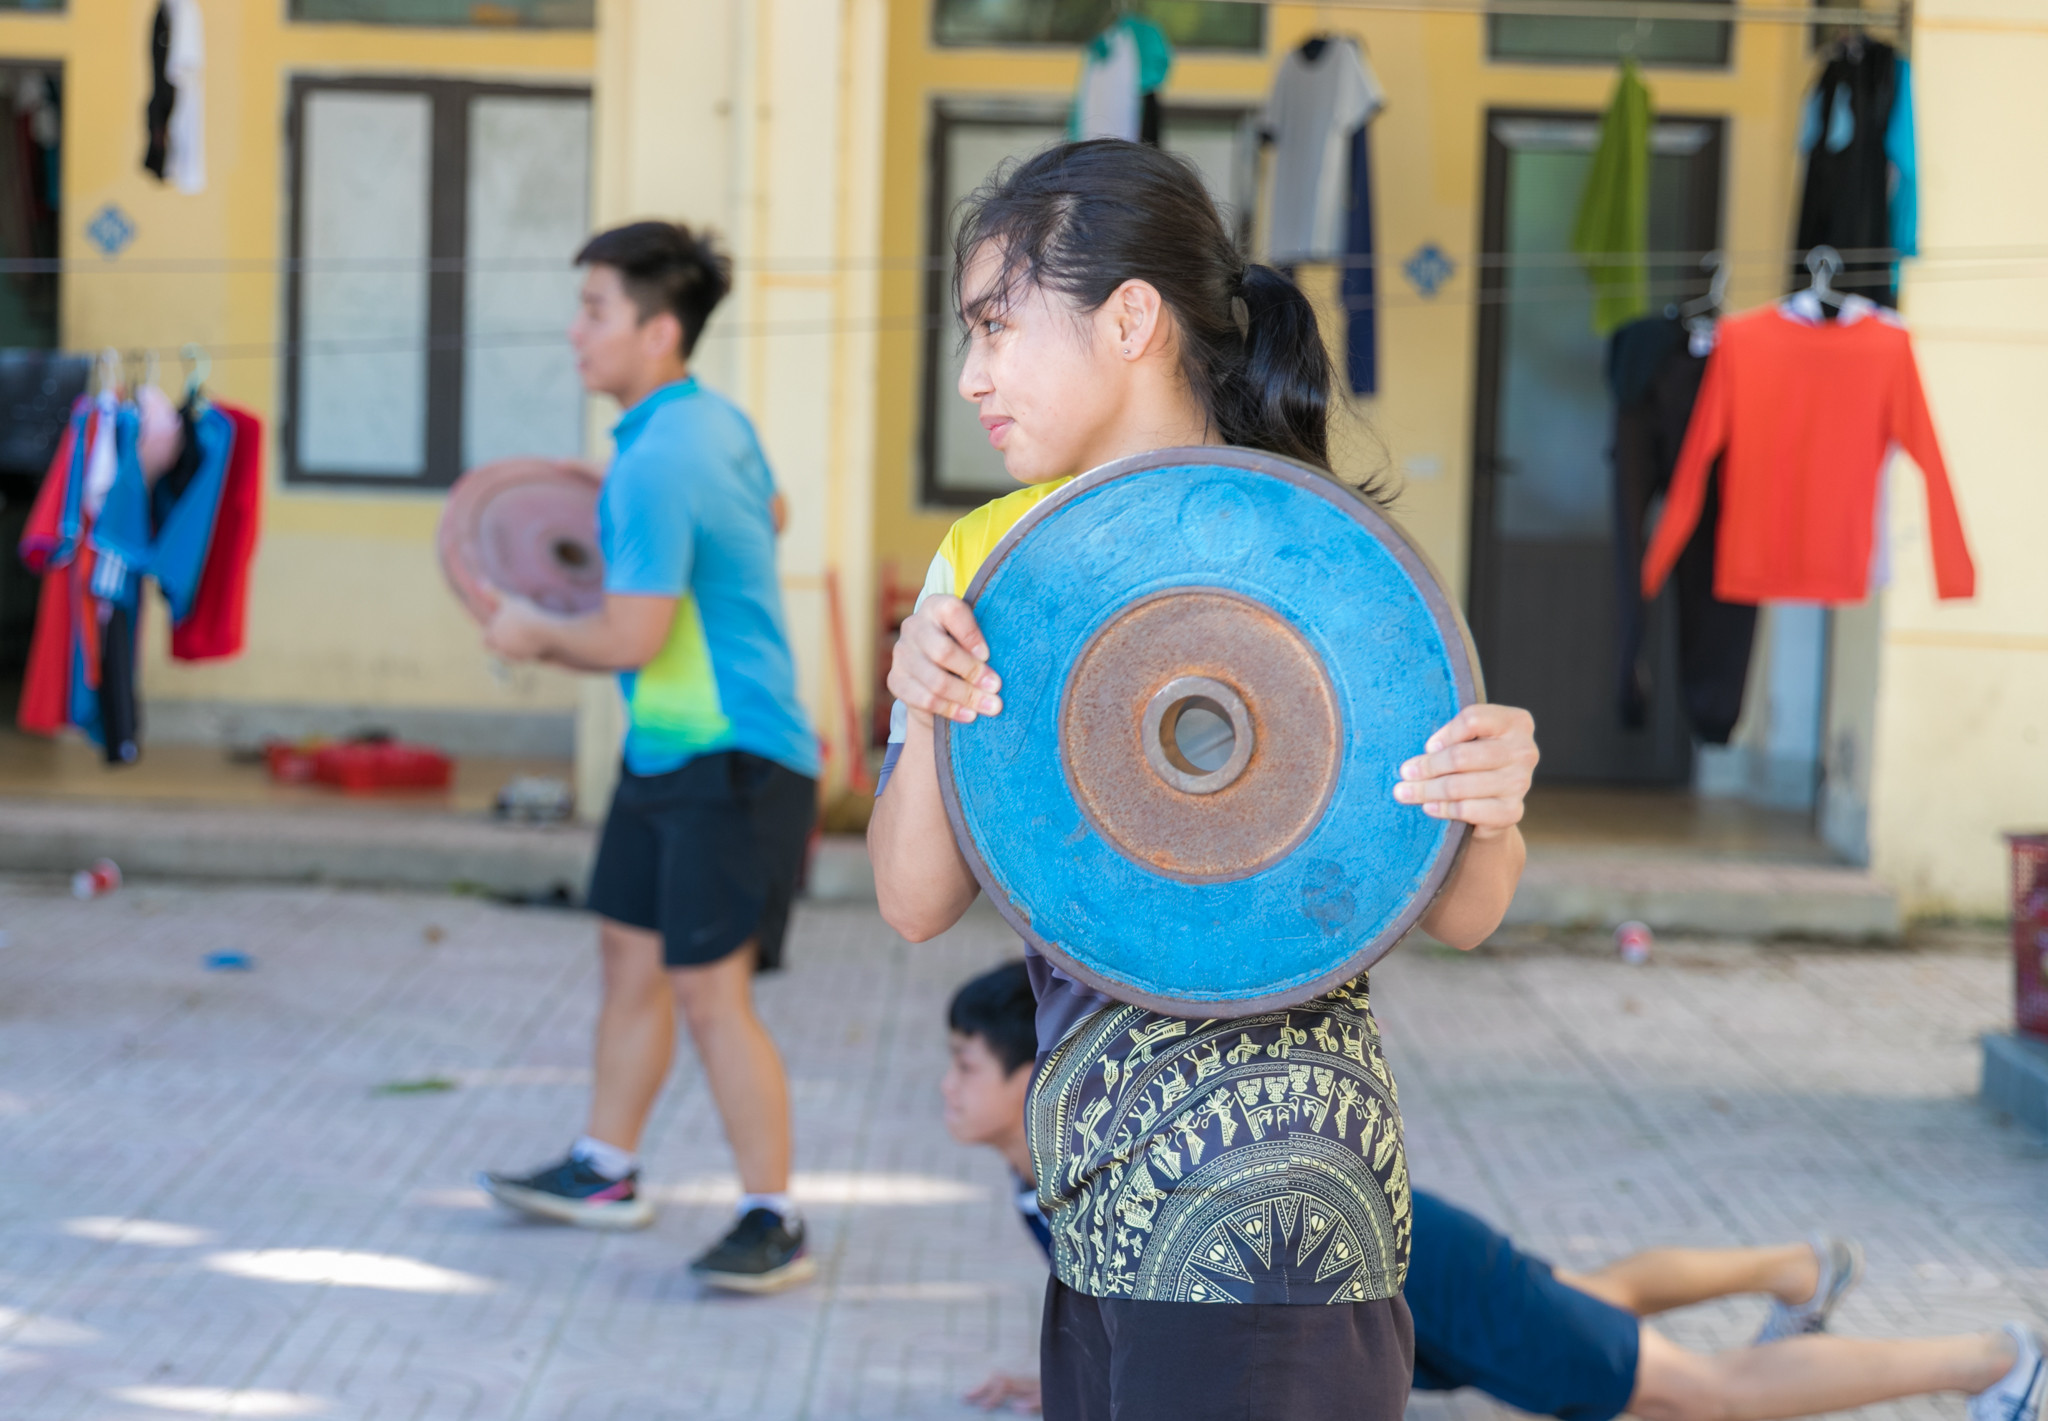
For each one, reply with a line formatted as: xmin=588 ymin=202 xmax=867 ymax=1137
xmin=1109 ymin=278 xmax=1166 ymax=360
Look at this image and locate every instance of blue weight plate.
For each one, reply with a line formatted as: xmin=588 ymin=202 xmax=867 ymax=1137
xmin=935 ymin=447 xmax=1482 ymax=1018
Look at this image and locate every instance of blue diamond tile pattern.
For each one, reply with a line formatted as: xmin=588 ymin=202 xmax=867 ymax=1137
xmin=86 ymin=204 xmax=137 ymax=257
xmin=1403 ymin=242 xmax=1454 ymax=298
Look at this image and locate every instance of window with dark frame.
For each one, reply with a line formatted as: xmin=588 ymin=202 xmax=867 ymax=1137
xmin=934 ymin=0 xmax=1263 ymax=50
xmin=284 ymin=76 xmax=591 ymax=488
xmin=918 ymin=105 xmax=1258 ymax=508
xmin=290 ymin=0 xmax=592 ymax=27
xmin=1486 ymin=1 xmax=1733 ymax=66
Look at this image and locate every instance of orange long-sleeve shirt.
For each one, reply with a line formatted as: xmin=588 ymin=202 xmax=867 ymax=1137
xmin=1641 ymin=300 xmax=1975 ymax=605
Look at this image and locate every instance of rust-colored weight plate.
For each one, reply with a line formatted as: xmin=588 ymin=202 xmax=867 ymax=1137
xmin=1062 ymin=589 xmax=1340 ymax=883
xmin=935 ymin=447 xmax=1482 ymax=1019
xmin=437 ymin=457 xmax=605 ymax=624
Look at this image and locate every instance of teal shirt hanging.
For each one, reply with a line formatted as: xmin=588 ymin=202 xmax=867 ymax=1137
xmin=1069 ymin=14 xmax=1173 ymax=140
xmin=1885 ymin=57 xmax=1917 ymax=260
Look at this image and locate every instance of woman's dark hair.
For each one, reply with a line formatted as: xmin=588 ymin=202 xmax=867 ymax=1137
xmin=575 ymin=220 xmax=732 ymax=357
xmin=947 ymin=960 xmax=1037 ymax=1076
xmin=953 ymin=139 xmax=1381 ymax=496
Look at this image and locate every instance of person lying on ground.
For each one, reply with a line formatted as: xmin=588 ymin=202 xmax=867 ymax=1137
xmin=1405 ymin=1192 xmax=2041 ymax=1421
xmin=937 ymin=961 xmax=2047 ymax=1421
xmin=937 ymin=961 xmax=1045 ymax=1414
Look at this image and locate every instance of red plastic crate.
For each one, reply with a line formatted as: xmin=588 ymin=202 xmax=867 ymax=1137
xmin=264 ymin=742 xmax=321 ymax=784
xmin=312 ymin=741 xmax=453 ymax=794
xmin=2009 ymin=833 xmax=2048 ymax=1040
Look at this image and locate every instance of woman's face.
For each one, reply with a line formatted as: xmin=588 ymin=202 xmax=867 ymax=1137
xmin=956 ymin=244 xmax=1131 ymax=485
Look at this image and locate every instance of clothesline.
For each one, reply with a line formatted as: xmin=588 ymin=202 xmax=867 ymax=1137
xmin=11 ymin=243 xmax=2048 ymax=277
xmin=1224 ymin=0 xmax=1904 ymax=26
xmin=29 ymin=256 xmax=2043 ymax=368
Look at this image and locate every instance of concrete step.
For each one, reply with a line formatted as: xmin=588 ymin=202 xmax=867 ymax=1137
xmin=0 ymin=797 xmax=1900 ymax=941
xmin=0 ymin=796 xmax=597 ymax=900
xmin=792 ymin=839 xmax=1902 ymax=941
xmin=0 ymin=796 xmax=880 ymax=906
xmin=1982 ymin=1032 xmax=2048 ymax=1139
xmin=1506 ymin=847 xmax=1901 ymax=941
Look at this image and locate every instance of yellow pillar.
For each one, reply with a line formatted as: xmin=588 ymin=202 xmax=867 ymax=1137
xmin=578 ymin=0 xmax=887 ymax=819
xmin=1868 ymin=0 xmax=2048 ymax=913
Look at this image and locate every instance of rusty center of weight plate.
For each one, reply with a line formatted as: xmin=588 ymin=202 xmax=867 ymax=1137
xmin=1060 ymin=588 xmax=1341 ymax=884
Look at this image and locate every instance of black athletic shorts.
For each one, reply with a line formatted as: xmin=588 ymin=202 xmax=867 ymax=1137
xmin=1406 ymin=1190 xmax=1641 ymax=1421
xmin=585 ymin=751 xmax=816 ymax=971
xmin=1040 ymin=1278 xmax=1413 ymax=1421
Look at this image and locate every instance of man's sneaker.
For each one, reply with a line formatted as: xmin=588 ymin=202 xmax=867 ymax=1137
xmin=688 ymin=1207 xmax=816 ymax=1294
xmin=1753 ymin=1234 xmax=1863 ymax=1343
xmin=1970 ymin=1324 xmax=2046 ymax=1421
xmin=478 ymin=1155 xmax=654 ymax=1230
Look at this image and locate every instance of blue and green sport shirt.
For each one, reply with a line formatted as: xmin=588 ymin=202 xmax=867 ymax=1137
xmin=599 ymin=377 xmax=818 ymax=780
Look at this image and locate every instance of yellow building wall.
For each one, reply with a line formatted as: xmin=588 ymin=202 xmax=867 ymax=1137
xmin=0 ymin=1 xmax=594 ymax=729
xmin=1872 ymin=0 xmax=2048 ymax=916
xmin=580 ymin=0 xmax=888 ymax=807
xmin=870 ymin=2 xmax=1815 ymax=619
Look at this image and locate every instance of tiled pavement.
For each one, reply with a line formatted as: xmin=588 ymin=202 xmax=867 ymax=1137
xmin=0 ymin=878 xmax=2040 ymax=1420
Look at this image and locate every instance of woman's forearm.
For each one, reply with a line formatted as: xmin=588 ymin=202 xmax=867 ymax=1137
xmin=1416 ymin=825 xmax=1526 ymax=951
xmin=867 ymin=716 xmax=982 ymax=940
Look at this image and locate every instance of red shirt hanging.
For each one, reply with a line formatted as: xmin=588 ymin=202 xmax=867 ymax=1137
xmin=1642 ymin=297 xmax=1975 ymax=605
xmin=169 ymin=400 xmax=262 ymax=660
xmin=17 ymin=410 xmax=82 ymax=736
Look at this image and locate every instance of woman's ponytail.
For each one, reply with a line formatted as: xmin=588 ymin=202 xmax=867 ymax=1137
xmin=1213 ymin=263 xmax=1335 ymax=472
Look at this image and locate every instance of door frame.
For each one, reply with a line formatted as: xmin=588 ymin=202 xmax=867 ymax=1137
xmin=1465 ymin=107 xmax=1725 ymax=768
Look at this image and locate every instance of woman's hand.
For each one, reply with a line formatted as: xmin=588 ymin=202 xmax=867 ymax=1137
xmin=888 ymin=594 xmax=1003 ymax=728
xmin=1392 ymin=703 xmax=1538 ymax=839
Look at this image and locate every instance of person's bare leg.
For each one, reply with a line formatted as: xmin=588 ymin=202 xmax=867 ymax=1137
xmin=584 ymin=920 xmax=676 ymax=1152
xmin=1558 ymin=1243 xmax=1819 ymax=1317
xmin=1626 ymin=1322 xmax=2019 ymax=1421
xmin=671 ymin=942 xmax=791 ymax=1194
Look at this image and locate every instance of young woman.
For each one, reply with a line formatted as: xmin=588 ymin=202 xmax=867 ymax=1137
xmin=868 ymin=140 xmax=1539 ymax=1421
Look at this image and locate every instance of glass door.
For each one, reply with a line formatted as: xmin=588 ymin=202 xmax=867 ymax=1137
xmin=1468 ymin=110 xmax=1723 ymax=783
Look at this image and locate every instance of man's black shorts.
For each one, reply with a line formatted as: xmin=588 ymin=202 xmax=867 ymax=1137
xmin=586 ymin=751 xmax=816 ymax=971
xmin=1406 ymin=1190 xmax=1641 ymax=1421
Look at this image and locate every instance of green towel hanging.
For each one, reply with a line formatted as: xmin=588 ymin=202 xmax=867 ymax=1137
xmin=1573 ymin=58 xmax=1653 ymax=336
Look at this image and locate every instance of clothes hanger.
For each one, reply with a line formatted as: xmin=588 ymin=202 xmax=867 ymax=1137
xmin=1677 ymin=251 xmax=1729 ymax=319
xmin=180 ymin=343 xmax=211 ymax=407
xmin=95 ymin=347 xmax=122 ymax=399
xmin=120 ymin=348 xmax=152 ymax=397
xmin=1299 ymin=30 xmax=1366 ymax=61
xmin=1803 ymin=244 xmax=1848 ymax=312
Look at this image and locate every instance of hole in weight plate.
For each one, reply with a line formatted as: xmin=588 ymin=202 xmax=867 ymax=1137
xmin=1138 ymin=674 xmax=1254 ymax=796
xmin=1166 ymin=698 xmax=1235 ymax=774
xmin=552 ymin=538 xmax=590 ymax=570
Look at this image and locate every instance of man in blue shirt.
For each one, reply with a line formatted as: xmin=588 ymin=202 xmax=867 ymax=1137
xmin=477 ymin=221 xmax=820 ymax=1293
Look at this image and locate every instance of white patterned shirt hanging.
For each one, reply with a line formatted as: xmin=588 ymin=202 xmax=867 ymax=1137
xmin=1263 ymin=39 xmax=1385 ymax=262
